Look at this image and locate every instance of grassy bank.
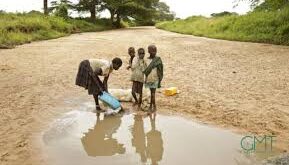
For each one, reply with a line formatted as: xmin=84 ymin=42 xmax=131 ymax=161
xmin=156 ymin=9 xmax=289 ymax=45
xmin=0 ymin=13 xmax=112 ymax=48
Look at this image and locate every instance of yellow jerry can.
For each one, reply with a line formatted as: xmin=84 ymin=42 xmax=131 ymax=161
xmin=164 ymin=87 xmax=178 ymax=96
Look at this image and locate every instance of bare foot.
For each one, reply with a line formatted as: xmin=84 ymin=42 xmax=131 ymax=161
xmin=148 ymin=106 xmax=153 ymax=112
xmin=132 ymin=102 xmax=138 ymax=106
xmin=152 ymin=105 xmax=157 ymax=112
xmin=96 ymin=105 xmax=105 ymax=112
xmin=96 ymin=112 xmax=100 ymax=117
xmin=137 ymin=104 xmax=142 ymax=111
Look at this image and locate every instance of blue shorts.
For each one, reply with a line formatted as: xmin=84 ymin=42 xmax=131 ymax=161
xmin=145 ymin=81 xmax=159 ymax=89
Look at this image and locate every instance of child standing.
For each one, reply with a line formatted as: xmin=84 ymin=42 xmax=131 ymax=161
xmin=143 ymin=45 xmax=163 ymax=113
xmin=127 ymin=47 xmax=135 ymax=70
xmin=131 ymin=48 xmax=147 ymax=108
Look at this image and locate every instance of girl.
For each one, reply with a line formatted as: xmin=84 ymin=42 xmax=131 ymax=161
xmin=131 ymin=48 xmax=147 ymax=108
xmin=76 ymin=58 xmax=122 ymax=111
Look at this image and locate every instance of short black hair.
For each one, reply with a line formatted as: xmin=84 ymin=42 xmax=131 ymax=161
xmin=128 ymin=47 xmax=135 ymax=52
xmin=138 ymin=48 xmax=145 ymax=54
xmin=112 ymin=57 xmax=122 ymax=66
xmin=148 ymin=45 xmax=157 ymax=51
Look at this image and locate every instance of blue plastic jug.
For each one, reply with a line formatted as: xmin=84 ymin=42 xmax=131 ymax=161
xmin=99 ymin=91 xmax=121 ymax=110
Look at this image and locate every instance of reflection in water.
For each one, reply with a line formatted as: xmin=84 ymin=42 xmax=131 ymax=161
xmin=81 ymin=113 xmax=126 ymax=156
xmin=131 ymin=113 xmax=164 ymax=165
xmin=147 ymin=113 xmax=164 ymax=165
xmin=43 ymin=110 xmax=260 ymax=165
xmin=131 ymin=115 xmax=147 ymax=163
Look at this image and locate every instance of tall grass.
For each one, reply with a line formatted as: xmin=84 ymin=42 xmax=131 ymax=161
xmin=156 ymin=8 xmax=289 ymax=45
xmin=0 ymin=13 xmax=112 ymax=48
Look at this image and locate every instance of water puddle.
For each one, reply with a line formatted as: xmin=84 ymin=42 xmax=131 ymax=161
xmin=42 ymin=108 xmax=265 ymax=165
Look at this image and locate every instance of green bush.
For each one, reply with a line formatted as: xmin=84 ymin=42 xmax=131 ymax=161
xmin=156 ymin=8 xmax=289 ymax=45
xmin=0 ymin=13 xmax=112 ymax=47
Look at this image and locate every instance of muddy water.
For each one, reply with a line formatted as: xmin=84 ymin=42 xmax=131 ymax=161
xmin=42 ymin=109 xmax=259 ymax=165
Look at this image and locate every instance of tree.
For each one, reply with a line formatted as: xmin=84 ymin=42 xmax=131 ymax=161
xmin=76 ymin=0 xmax=101 ymax=21
xmin=211 ymin=11 xmax=238 ymax=17
xmin=236 ymin=0 xmax=289 ymax=10
xmin=155 ymin=2 xmax=175 ymax=21
xmin=49 ymin=0 xmax=74 ymax=18
xmin=44 ymin=0 xmax=48 ymax=15
xmin=129 ymin=0 xmax=159 ymax=26
xmin=254 ymin=0 xmax=289 ymax=11
xmin=133 ymin=1 xmax=175 ymax=25
xmin=101 ymin=0 xmax=154 ymax=27
xmin=235 ymin=0 xmax=262 ymax=8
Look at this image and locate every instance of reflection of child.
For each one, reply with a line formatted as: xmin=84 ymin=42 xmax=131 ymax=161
xmin=131 ymin=48 xmax=147 ymax=108
xmin=127 ymin=47 xmax=136 ymax=70
xmin=146 ymin=113 xmax=163 ymax=165
xmin=131 ymin=115 xmax=147 ymax=163
xmin=144 ymin=45 xmax=163 ymax=112
xmin=81 ymin=115 xmax=125 ymax=156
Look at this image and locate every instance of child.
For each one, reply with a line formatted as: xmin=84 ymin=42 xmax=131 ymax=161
xmin=131 ymin=48 xmax=147 ymax=108
xmin=127 ymin=47 xmax=135 ymax=70
xmin=76 ymin=58 xmax=123 ymax=111
xmin=143 ymin=45 xmax=163 ymax=113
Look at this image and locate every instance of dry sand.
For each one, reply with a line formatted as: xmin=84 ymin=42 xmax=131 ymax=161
xmin=0 ymin=27 xmax=289 ymax=164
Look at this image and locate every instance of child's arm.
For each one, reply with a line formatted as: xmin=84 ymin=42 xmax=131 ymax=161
xmin=93 ymin=68 xmax=105 ymax=92
xmin=103 ymin=75 xmax=109 ymax=92
xmin=126 ymin=57 xmax=134 ymax=70
xmin=141 ymin=60 xmax=147 ymax=71
xmin=156 ymin=58 xmax=164 ymax=88
xmin=130 ymin=58 xmax=138 ymax=71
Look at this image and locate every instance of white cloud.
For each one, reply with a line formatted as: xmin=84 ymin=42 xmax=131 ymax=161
xmin=0 ymin=0 xmax=251 ymax=18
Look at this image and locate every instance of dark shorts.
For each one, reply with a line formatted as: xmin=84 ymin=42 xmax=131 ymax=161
xmin=132 ymin=81 xmax=143 ymax=94
xmin=75 ymin=60 xmax=104 ymax=95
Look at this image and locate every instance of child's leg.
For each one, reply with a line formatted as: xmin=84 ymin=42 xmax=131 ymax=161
xmin=152 ymin=88 xmax=156 ymax=111
xmin=93 ymin=93 xmax=101 ymax=110
xmin=132 ymin=82 xmax=138 ymax=105
xmin=138 ymin=85 xmax=143 ymax=108
xmin=149 ymin=88 xmax=156 ymax=111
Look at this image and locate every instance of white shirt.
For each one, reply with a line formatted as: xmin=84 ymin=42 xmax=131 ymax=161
xmin=89 ymin=59 xmax=112 ymax=77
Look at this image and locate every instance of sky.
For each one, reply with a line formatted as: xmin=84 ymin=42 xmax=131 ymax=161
xmin=0 ymin=0 xmax=251 ymax=18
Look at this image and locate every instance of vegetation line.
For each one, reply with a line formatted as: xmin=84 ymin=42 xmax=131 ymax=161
xmin=156 ymin=1 xmax=289 ymax=46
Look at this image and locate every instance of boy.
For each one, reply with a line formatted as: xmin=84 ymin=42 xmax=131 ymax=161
xmin=127 ymin=47 xmax=135 ymax=70
xmin=76 ymin=58 xmax=123 ymax=111
xmin=143 ymin=45 xmax=163 ymax=113
xmin=130 ymin=48 xmax=147 ymax=108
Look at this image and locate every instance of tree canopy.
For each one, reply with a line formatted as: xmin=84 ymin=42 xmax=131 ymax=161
xmin=254 ymin=0 xmax=289 ymax=11
xmin=49 ymin=0 xmax=74 ymax=19
xmin=237 ymin=0 xmax=289 ymax=10
xmin=211 ymin=11 xmax=238 ymax=17
xmin=43 ymin=0 xmax=175 ymax=26
xmin=75 ymin=0 xmax=101 ymax=21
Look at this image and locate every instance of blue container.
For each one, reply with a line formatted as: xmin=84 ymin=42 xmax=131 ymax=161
xmin=99 ymin=91 xmax=121 ymax=110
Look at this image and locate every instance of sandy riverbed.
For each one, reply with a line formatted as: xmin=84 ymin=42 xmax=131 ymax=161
xmin=0 ymin=27 xmax=288 ymax=164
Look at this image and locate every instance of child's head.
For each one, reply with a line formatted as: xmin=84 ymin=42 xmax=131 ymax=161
xmin=138 ymin=48 xmax=145 ymax=59
xmin=148 ymin=45 xmax=157 ymax=57
xmin=112 ymin=57 xmax=123 ymax=70
xmin=128 ymin=47 xmax=135 ymax=57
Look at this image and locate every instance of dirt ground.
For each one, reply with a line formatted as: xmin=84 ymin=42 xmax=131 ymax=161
xmin=0 ymin=27 xmax=289 ymax=165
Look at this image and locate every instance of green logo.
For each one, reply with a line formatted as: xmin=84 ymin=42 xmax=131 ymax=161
xmin=240 ymin=135 xmax=276 ymax=153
